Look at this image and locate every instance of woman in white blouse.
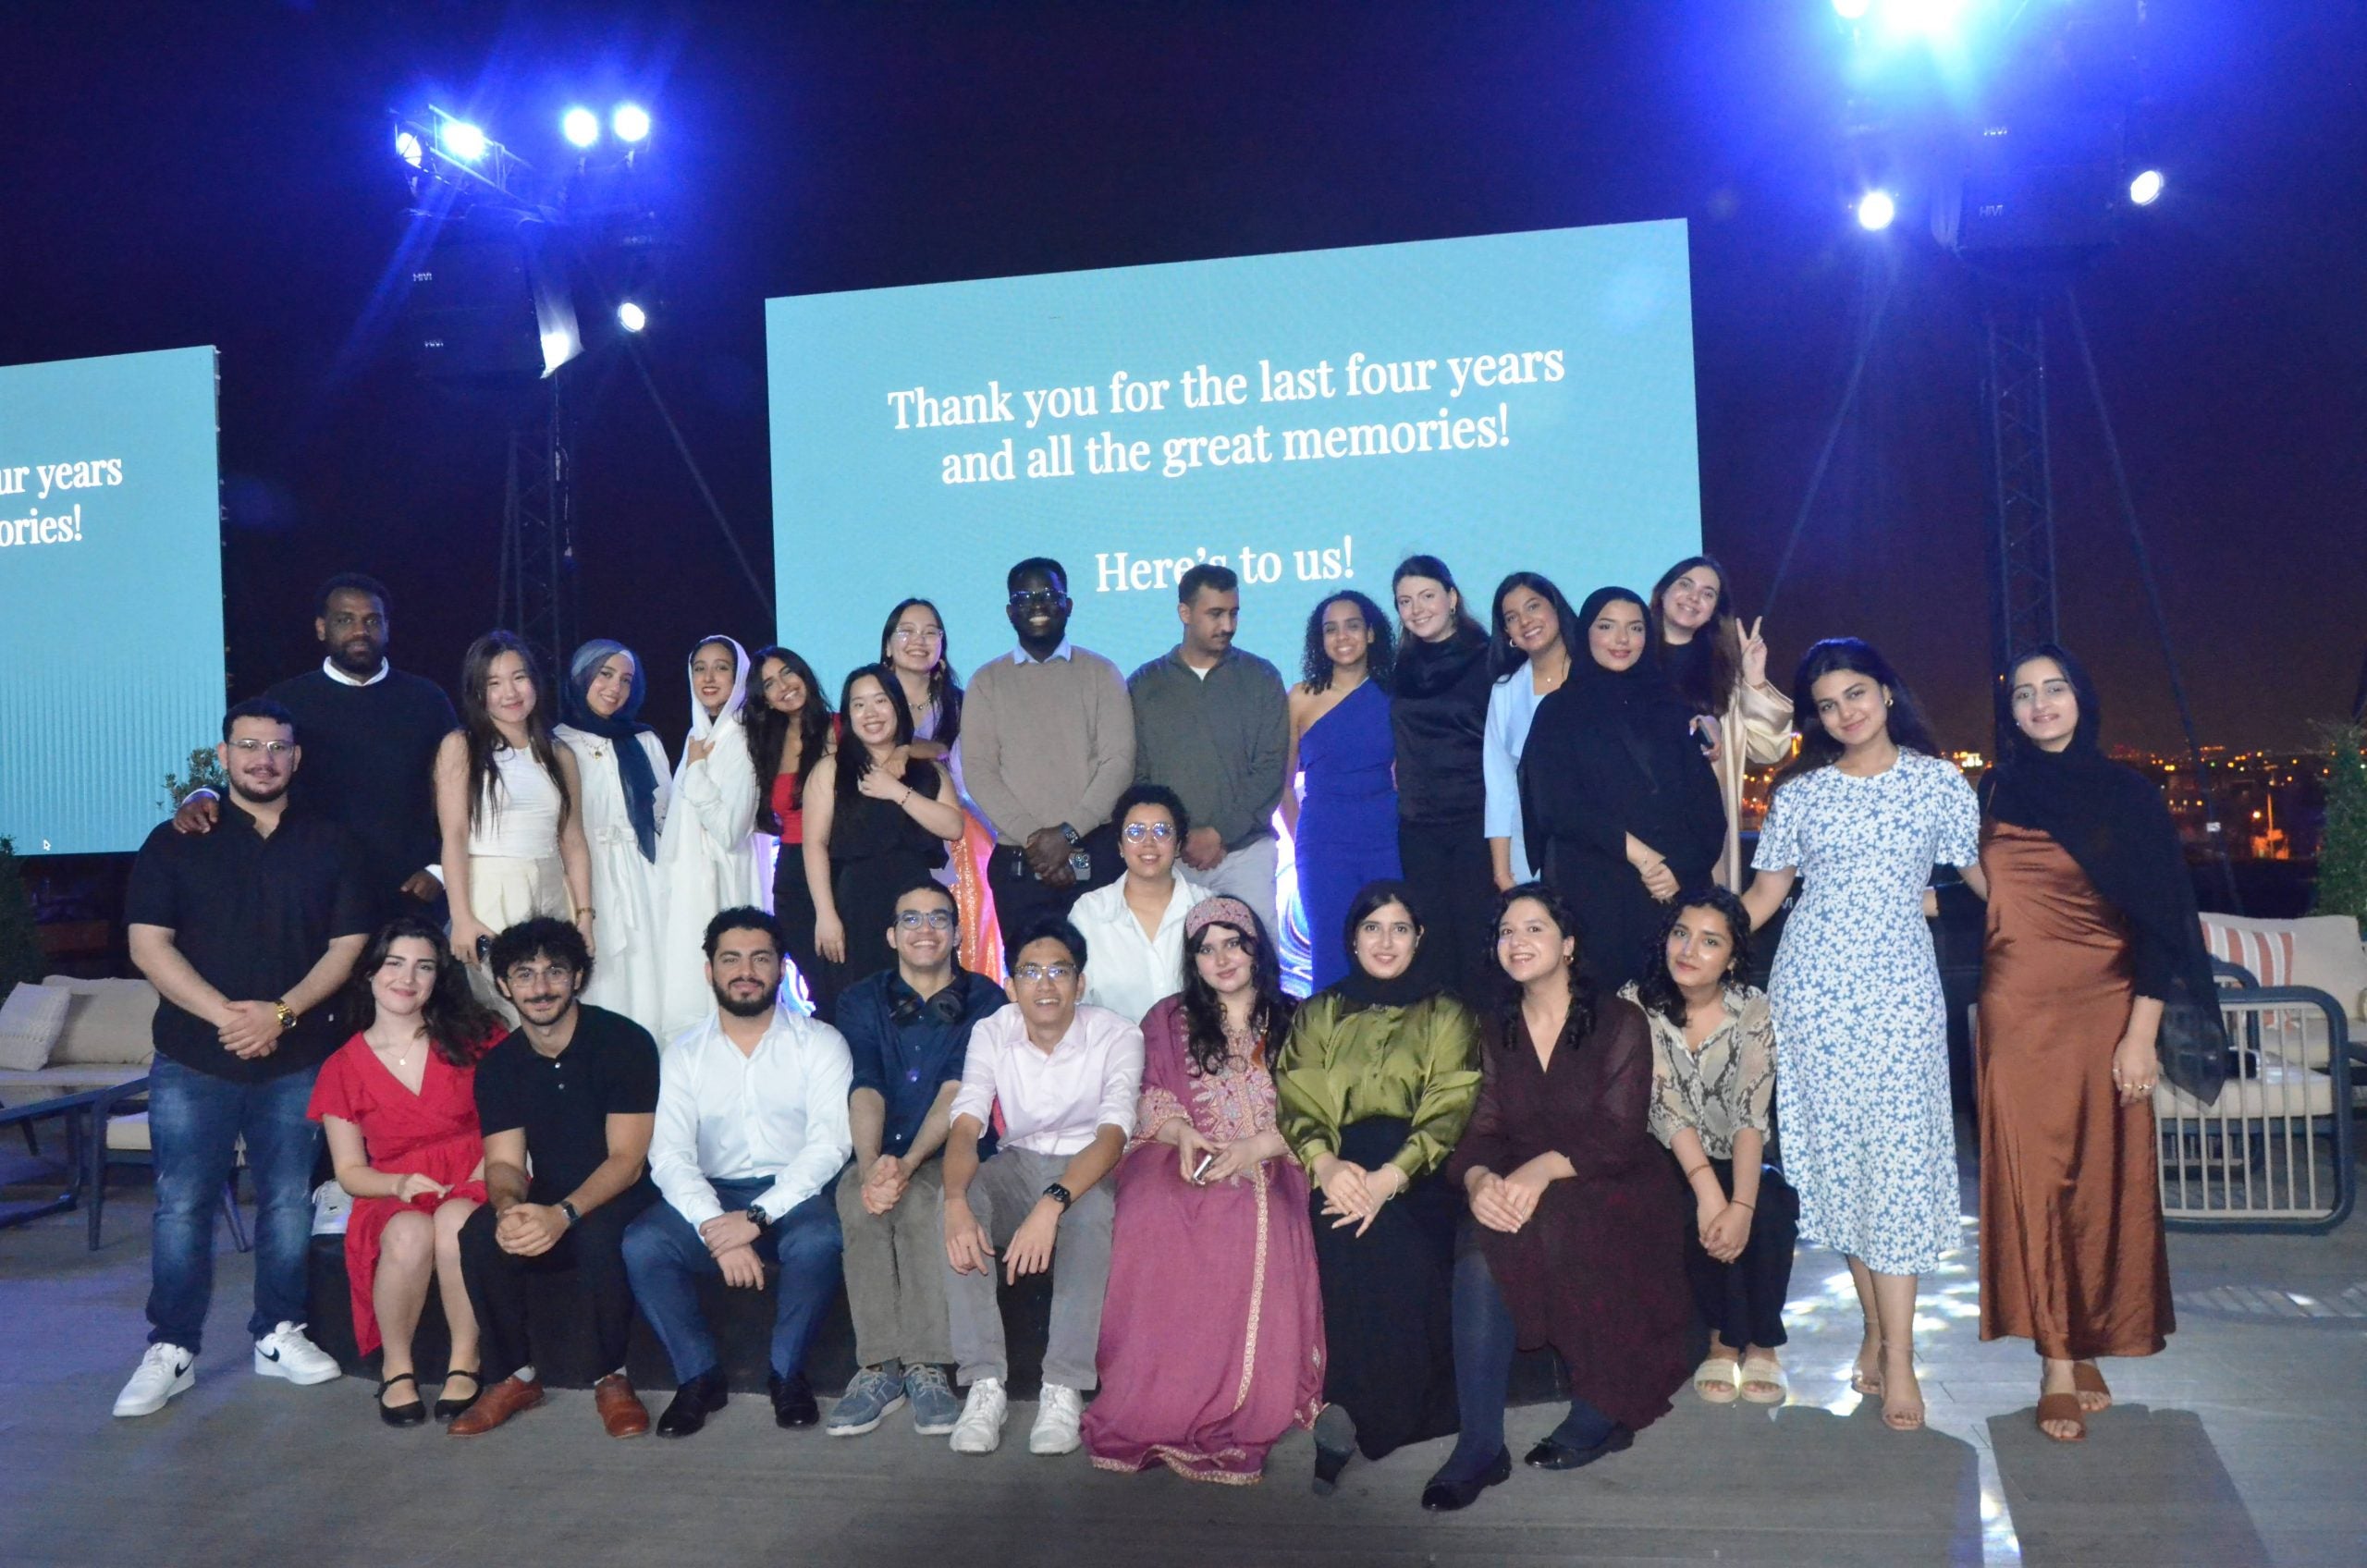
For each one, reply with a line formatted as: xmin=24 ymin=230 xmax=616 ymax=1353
xmin=1068 ymin=785 xmax=1211 ymax=1023
xmin=1480 ymin=572 xmax=1578 ymax=890
xmin=555 ymin=639 xmax=673 ymax=1036
xmin=653 ymin=635 xmax=763 ymax=1040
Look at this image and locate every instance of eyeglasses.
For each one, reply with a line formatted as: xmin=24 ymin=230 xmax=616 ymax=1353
xmin=891 ymin=627 xmax=943 ymax=643
xmin=1008 ymin=590 xmax=1064 ymax=610
xmin=895 ymin=910 xmax=955 ymax=931
xmin=225 ymin=739 xmax=296 ymax=757
xmin=1121 ymin=822 xmax=1174 ymax=843
xmin=504 ymin=963 xmax=576 ymax=986
xmin=1013 ymin=962 xmax=1076 ymax=984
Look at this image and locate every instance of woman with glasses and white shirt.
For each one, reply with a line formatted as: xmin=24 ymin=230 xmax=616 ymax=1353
xmin=1068 ymin=785 xmax=1213 ymax=1023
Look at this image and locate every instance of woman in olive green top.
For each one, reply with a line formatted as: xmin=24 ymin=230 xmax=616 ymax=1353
xmin=1277 ymin=878 xmax=1482 ymax=1492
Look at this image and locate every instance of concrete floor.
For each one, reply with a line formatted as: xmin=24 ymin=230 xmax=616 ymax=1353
xmin=2 ymin=1158 xmax=2361 ymax=1568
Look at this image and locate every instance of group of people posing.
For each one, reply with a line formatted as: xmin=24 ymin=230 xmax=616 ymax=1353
xmin=104 ymin=549 xmax=2208 ymax=1505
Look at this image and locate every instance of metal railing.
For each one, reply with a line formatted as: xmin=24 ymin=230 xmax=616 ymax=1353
xmin=2156 ymin=986 xmax=2354 ymax=1233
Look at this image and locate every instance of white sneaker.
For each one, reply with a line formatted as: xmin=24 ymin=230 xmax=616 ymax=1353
xmin=114 ymin=1343 xmax=196 ymax=1417
xmin=1029 ymin=1382 xmax=1084 ymax=1455
xmin=949 ymin=1377 xmax=1007 ymax=1454
xmin=252 ymin=1322 xmax=342 ymax=1386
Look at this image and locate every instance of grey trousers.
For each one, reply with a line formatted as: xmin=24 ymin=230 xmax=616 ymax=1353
xmin=1200 ymin=835 xmax=1280 ymax=949
xmin=943 ymin=1145 xmax=1114 ymax=1392
xmin=835 ymin=1158 xmax=952 ymax=1369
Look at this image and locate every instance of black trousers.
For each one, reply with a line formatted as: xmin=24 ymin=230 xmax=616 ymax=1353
xmin=773 ymin=845 xmax=833 ymax=1022
xmin=460 ymin=1184 xmax=656 ymax=1385
xmin=986 ymin=829 xmax=1118 ymax=959
xmin=1396 ymin=815 xmax=1499 ymax=1007
xmin=1686 ymin=1159 xmax=1797 ymax=1351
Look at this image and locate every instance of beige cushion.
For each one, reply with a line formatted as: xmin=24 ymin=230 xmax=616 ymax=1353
xmin=0 ymin=982 xmax=72 ymax=1072
xmin=0 ymin=1063 xmax=150 ymax=1100
xmin=2196 ymin=914 xmax=2367 ymax=1021
xmin=41 ymin=975 xmax=159 ymax=1067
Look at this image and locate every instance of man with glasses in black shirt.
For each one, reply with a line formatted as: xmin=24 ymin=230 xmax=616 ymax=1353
xmin=449 ymin=919 xmax=660 ymax=1439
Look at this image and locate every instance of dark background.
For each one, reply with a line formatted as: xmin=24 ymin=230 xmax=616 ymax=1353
xmin=5 ymin=0 xmax=2361 ymax=753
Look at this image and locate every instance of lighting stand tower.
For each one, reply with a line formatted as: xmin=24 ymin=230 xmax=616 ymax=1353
xmin=1978 ymin=278 xmax=2058 ymax=681
xmin=497 ymin=377 xmax=576 ymax=682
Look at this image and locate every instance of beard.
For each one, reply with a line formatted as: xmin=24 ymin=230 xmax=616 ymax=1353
xmin=228 ymin=775 xmax=291 ymax=806
xmin=712 ymin=982 xmax=777 ymax=1019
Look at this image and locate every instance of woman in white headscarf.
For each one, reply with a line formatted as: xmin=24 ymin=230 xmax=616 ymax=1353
xmin=555 ymin=639 xmax=674 ymax=1037
xmin=653 ymin=635 xmax=763 ymax=1039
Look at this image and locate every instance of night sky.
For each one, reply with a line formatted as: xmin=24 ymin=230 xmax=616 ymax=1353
xmin=6 ymin=0 xmax=2361 ymax=752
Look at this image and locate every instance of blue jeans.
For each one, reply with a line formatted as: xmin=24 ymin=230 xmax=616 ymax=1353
xmin=145 ymin=1056 xmax=322 ymax=1354
xmin=622 ymin=1178 xmax=843 ymax=1383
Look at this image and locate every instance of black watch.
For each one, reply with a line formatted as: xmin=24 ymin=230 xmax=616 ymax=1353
xmin=558 ymin=1200 xmax=581 ymax=1227
xmin=1042 ymin=1182 xmax=1073 ymax=1211
xmin=745 ymin=1205 xmax=774 ymax=1233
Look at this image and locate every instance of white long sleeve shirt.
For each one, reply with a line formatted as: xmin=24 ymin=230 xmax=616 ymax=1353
xmin=649 ymin=1004 xmax=853 ymax=1226
xmin=950 ymin=1002 xmax=1144 ymax=1157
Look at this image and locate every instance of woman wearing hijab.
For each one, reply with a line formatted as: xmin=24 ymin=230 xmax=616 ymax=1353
xmin=1519 ymin=588 xmax=1724 ymax=993
xmin=1648 ymin=556 xmax=1795 ymax=890
xmin=556 ymin=640 xmax=673 ymax=1036
xmin=1275 ymin=880 xmax=1481 ymax=1492
xmin=654 ymin=635 xmax=763 ymax=1038
xmin=1978 ymin=644 xmax=2207 ymax=1443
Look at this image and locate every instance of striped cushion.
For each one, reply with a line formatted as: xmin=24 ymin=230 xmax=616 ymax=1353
xmin=2200 ymin=918 xmax=2295 ymax=986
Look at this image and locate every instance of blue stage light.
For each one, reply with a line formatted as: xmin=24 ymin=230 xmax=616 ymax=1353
xmin=440 ymin=121 xmax=488 ymax=162
xmin=1833 ymin=0 xmax=1870 ymax=18
xmin=1856 ymin=190 xmax=1898 ymax=231
xmin=2128 ymin=168 xmax=2164 ymax=206
xmin=1880 ymin=0 xmax=1971 ymax=40
xmin=611 ymin=104 xmax=651 ymax=143
xmin=617 ymin=301 xmax=648 ymax=333
xmin=562 ymin=107 xmax=600 ymax=148
xmin=395 ymin=130 xmax=424 ymax=169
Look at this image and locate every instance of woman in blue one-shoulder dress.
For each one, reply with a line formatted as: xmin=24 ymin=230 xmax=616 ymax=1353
xmin=1285 ymin=592 xmax=1402 ymax=993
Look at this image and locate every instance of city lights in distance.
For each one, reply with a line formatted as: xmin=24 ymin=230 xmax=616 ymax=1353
xmin=562 ymin=107 xmax=601 ymax=148
xmin=1856 ymin=189 xmax=1897 ymax=230
xmin=2128 ymin=168 xmax=2165 ymax=206
xmin=395 ymin=130 xmax=424 ymax=168
xmin=439 ymin=120 xmax=488 ymax=161
xmin=617 ymin=301 xmax=647 ymax=333
xmin=611 ymin=104 xmax=652 ymax=143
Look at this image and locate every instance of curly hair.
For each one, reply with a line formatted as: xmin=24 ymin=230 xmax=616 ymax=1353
xmin=1630 ymin=886 xmax=1755 ymax=1028
xmin=1299 ymin=589 xmax=1395 ymax=693
xmin=344 ymin=917 xmax=506 ymax=1067
xmin=1177 ymin=906 xmax=1294 ymax=1078
xmin=1489 ymin=881 xmax=1598 ymax=1045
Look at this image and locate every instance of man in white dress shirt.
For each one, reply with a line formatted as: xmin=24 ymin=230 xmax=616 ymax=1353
xmin=939 ymin=914 xmax=1144 ymax=1457
xmin=622 ymin=906 xmax=852 ymax=1438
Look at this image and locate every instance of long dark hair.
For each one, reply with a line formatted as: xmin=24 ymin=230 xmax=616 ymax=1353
xmin=747 ymin=645 xmax=835 ymax=834
xmin=1486 ymin=570 xmax=1580 ymax=682
xmin=1391 ymin=554 xmax=1487 ymax=645
xmin=879 ymin=597 xmax=963 ymax=748
xmin=1490 ymin=881 xmax=1598 ymax=1045
xmin=459 ymin=631 xmax=571 ymax=833
xmin=1299 ymin=590 xmax=1395 ymax=693
xmin=345 ymin=917 xmax=504 ymax=1067
xmin=1647 ymin=554 xmax=1740 ymax=715
xmin=833 ymin=663 xmax=923 ymax=816
xmin=1631 ymin=886 xmax=1755 ymax=1029
xmin=1773 ymin=637 xmax=1939 ymax=791
xmin=1178 ymin=907 xmax=1295 ymax=1077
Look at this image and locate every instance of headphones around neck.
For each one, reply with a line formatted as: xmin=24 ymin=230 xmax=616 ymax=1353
xmin=889 ymin=982 xmax=970 ymax=1026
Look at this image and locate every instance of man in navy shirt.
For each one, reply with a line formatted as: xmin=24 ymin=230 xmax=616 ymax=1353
xmin=822 ymin=878 xmax=1006 ymax=1439
xmin=114 ymin=699 xmax=372 ymax=1418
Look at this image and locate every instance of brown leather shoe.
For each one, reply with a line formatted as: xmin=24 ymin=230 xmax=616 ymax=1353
xmin=595 ymin=1372 xmax=650 ymax=1439
xmin=447 ymin=1375 xmax=544 ymax=1438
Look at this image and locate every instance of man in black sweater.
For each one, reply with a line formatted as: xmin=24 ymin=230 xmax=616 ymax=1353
xmin=174 ymin=573 xmax=457 ymax=924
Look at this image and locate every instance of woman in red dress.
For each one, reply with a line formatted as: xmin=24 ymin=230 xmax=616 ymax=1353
xmin=307 ymin=917 xmax=505 ymax=1426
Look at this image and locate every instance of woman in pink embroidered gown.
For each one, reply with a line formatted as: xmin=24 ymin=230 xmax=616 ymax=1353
xmin=1083 ymin=899 xmax=1327 ymax=1483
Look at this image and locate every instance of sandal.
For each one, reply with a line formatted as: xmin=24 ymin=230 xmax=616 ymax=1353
xmin=2036 ymin=1390 xmax=2087 ymax=1443
xmin=435 ymin=1367 xmax=483 ymax=1422
xmin=1850 ymin=1353 xmax=1883 ymax=1399
xmin=1692 ymin=1355 xmax=1741 ymax=1404
xmin=2070 ymin=1363 xmax=2112 ymax=1411
xmin=378 ymin=1371 xmax=426 ymax=1428
xmin=1738 ymin=1354 xmax=1787 ymax=1405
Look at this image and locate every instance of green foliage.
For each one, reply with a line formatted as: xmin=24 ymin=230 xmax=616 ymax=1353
xmin=2313 ymin=721 xmax=2367 ymax=926
xmin=161 ymin=747 xmax=227 ymax=812
xmin=0 ymin=836 xmax=43 ymax=1002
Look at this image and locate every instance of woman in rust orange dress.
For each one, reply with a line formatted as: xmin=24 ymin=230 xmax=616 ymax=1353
xmin=1978 ymin=644 xmax=2214 ymax=1442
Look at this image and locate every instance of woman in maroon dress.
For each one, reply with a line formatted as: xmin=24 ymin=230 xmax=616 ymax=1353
xmin=308 ymin=917 xmax=505 ymax=1426
xmin=1423 ymin=882 xmax=1691 ymax=1511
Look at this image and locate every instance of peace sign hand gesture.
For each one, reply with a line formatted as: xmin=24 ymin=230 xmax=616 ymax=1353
xmin=1738 ymin=617 xmax=1770 ymax=687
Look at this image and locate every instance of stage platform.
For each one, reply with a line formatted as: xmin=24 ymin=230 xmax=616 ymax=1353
xmin=2 ymin=1148 xmax=2360 ymax=1567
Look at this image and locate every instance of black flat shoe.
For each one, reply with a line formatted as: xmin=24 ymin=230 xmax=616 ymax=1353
xmin=434 ymin=1369 xmax=482 ymax=1422
xmin=1525 ymin=1424 xmax=1634 ymax=1471
xmin=656 ymin=1372 xmax=730 ymax=1439
xmin=377 ymin=1372 xmax=427 ymax=1427
xmin=1420 ymin=1448 xmax=1513 ymax=1512
xmin=1311 ymin=1405 xmax=1357 ymax=1495
xmin=768 ymin=1370 xmax=818 ymax=1429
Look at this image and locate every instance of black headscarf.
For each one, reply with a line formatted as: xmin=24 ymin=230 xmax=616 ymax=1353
xmin=1331 ymin=879 xmax=1446 ymax=1012
xmin=562 ymin=639 xmax=662 ymax=863
xmin=1982 ymin=645 xmax=2216 ymax=1011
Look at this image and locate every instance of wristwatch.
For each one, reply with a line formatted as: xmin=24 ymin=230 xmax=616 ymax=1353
xmin=744 ymin=1205 xmax=774 ymax=1233
xmin=1042 ymin=1182 xmax=1073 ymax=1211
xmin=558 ymin=1200 xmax=581 ymax=1227
xmin=271 ymin=1000 xmax=299 ymax=1032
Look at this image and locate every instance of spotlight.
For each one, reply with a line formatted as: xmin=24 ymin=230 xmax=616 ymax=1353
xmin=617 ymin=300 xmax=647 ymax=333
xmin=2128 ymin=168 xmax=2165 ymax=206
xmin=1880 ymin=0 xmax=1970 ymax=37
xmin=611 ymin=104 xmax=652 ymax=143
xmin=1833 ymin=0 xmax=1870 ymax=18
xmin=439 ymin=120 xmax=488 ymax=162
xmin=540 ymin=328 xmax=582 ymax=377
xmin=395 ymin=129 xmax=424 ymax=168
xmin=1856 ymin=189 xmax=1897 ymax=231
xmin=562 ymin=107 xmax=600 ymax=148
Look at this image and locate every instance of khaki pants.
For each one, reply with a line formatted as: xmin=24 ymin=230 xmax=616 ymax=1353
xmin=835 ymin=1159 xmax=952 ymax=1369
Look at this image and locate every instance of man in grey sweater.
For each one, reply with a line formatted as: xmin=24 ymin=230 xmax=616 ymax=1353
xmin=956 ymin=557 xmax=1137 ymax=955
xmin=1124 ymin=563 xmax=1290 ymax=942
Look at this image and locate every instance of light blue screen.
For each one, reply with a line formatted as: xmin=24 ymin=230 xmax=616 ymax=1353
xmin=0 ymin=347 xmax=224 ymax=854
xmin=767 ymin=221 xmax=1701 ymax=684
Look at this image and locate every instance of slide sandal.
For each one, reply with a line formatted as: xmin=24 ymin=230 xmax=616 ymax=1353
xmin=1738 ymin=1354 xmax=1787 ymax=1405
xmin=2070 ymin=1363 xmax=2112 ymax=1409
xmin=1692 ymin=1356 xmax=1740 ymax=1403
xmin=2036 ymin=1391 xmax=2087 ymax=1442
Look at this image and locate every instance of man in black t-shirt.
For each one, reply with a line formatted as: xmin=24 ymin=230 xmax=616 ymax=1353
xmin=450 ymin=918 xmax=661 ymax=1439
xmin=113 ymin=699 xmax=373 ymax=1420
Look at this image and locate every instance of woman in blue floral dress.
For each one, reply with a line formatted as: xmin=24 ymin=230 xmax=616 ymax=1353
xmin=1740 ymin=639 xmax=1985 ymax=1433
